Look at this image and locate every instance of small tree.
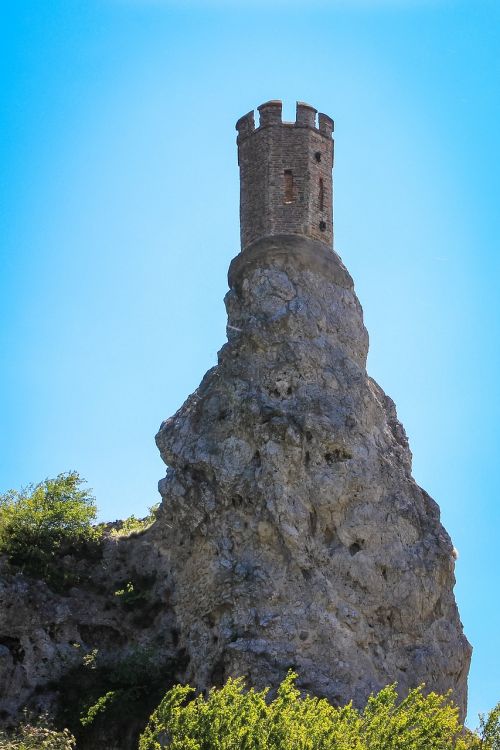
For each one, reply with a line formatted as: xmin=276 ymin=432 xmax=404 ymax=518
xmin=478 ymin=702 xmax=500 ymax=749
xmin=0 ymin=471 xmax=101 ymax=588
xmin=139 ymin=671 xmax=477 ymax=750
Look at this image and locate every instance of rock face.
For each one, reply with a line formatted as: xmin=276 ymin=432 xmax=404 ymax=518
xmin=0 ymin=533 xmax=181 ymax=748
xmin=0 ymin=102 xmax=471 ymax=742
xmin=155 ymin=234 xmax=471 ymax=715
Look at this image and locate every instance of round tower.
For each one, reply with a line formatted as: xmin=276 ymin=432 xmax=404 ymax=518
xmin=236 ymin=100 xmax=334 ymax=252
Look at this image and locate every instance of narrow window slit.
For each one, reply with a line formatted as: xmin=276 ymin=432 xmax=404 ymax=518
xmin=284 ymin=170 xmax=294 ymax=203
xmin=319 ymin=177 xmax=324 ymax=211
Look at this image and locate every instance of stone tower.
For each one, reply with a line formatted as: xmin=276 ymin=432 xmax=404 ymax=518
xmin=236 ymin=100 xmax=334 ymax=251
xmin=0 ymin=100 xmax=471 ymax=748
xmin=154 ymin=100 xmax=471 ymax=717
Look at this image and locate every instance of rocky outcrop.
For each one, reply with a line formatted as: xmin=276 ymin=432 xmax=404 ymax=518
xmin=0 ymin=532 xmax=181 ymax=748
xmin=154 ymin=234 xmax=471 ymax=714
xmin=0 ymin=233 xmax=471 ymax=744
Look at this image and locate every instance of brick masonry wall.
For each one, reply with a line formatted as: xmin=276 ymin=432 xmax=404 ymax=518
xmin=236 ymin=102 xmax=334 ymax=251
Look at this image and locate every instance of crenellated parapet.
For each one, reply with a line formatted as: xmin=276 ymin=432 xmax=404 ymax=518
xmin=236 ymin=100 xmax=334 ymax=251
xmin=236 ymin=101 xmax=334 ymax=141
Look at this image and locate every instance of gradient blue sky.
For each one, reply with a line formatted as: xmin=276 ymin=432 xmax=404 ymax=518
xmin=1 ymin=0 xmax=498 ymax=725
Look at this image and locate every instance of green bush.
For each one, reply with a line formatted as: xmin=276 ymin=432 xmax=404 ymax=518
xmin=139 ymin=671 xmax=487 ymax=750
xmin=110 ymin=504 xmax=159 ymax=538
xmin=479 ymin=701 xmax=500 ymax=750
xmin=114 ymin=581 xmax=149 ymax=610
xmin=0 ymin=472 xmax=101 ymax=589
xmin=0 ymin=717 xmax=75 ymax=749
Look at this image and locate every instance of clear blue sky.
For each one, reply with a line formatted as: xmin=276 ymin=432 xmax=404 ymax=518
xmin=1 ymin=0 xmax=498 ymax=725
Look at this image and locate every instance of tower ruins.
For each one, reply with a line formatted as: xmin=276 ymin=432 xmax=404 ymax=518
xmin=154 ymin=100 xmax=471 ymax=714
xmin=0 ymin=99 xmax=472 ymax=749
xmin=236 ymin=100 xmax=334 ymax=250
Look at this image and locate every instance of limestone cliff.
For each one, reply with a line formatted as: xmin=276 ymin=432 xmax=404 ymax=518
xmin=0 ymin=531 xmax=181 ymax=747
xmin=154 ymin=234 xmax=471 ymax=714
xmin=0 ymin=233 xmax=471 ymax=746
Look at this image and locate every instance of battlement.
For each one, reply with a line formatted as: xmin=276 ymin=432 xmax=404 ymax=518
xmin=236 ymin=101 xmax=335 ymax=251
xmin=236 ymin=100 xmax=334 ymax=141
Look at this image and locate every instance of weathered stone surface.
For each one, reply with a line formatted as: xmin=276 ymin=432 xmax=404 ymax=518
xmin=236 ymin=101 xmax=334 ymax=250
xmin=0 ymin=533 xmax=179 ymax=739
xmin=155 ymin=234 xmax=471 ymax=714
xmin=0 ymin=232 xmax=471 ymax=740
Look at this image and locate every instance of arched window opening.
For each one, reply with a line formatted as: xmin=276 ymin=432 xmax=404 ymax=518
xmin=284 ymin=170 xmax=294 ymax=203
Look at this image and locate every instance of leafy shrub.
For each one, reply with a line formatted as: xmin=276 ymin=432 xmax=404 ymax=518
xmin=114 ymin=581 xmax=148 ymax=609
xmin=0 ymin=716 xmax=75 ymax=749
xmin=478 ymin=701 xmax=500 ymax=749
xmin=0 ymin=472 xmax=101 ymax=589
xmin=110 ymin=504 xmax=159 ymax=537
xmin=139 ymin=671 xmax=483 ymax=750
xmin=79 ymin=690 xmax=117 ymax=727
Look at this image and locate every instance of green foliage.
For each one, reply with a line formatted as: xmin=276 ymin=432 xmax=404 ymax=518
xmin=0 ymin=716 xmax=75 ymax=749
xmin=0 ymin=472 xmax=101 ymax=590
xmin=81 ymin=648 xmax=99 ymax=671
xmin=114 ymin=581 xmax=148 ymax=609
xmin=57 ymin=645 xmax=180 ymax=750
xmin=79 ymin=691 xmax=117 ymax=727
xmin=114 ymin=580 xmax=136 ymax=599
xmin=478 ymin=701 xmax=500 ymax=749
xmin=139 ymin=671 xmax=474 ymax=750
xmin=111 ymin=504 xmax=159 ymax=537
